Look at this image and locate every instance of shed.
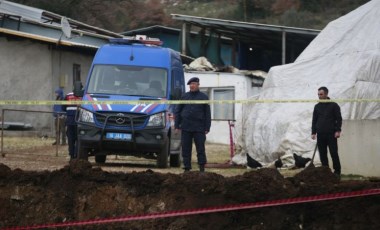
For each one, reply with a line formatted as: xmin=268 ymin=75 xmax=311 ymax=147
xmin=123 ymin=18 xmax=320 ymax=72
xmin=172 ymin=14 xmax=320 ymax=71
xmin=0 ymin=0 xmax=119 ymax=134
xmin=184 ymin=71 xmax=265 ymax=144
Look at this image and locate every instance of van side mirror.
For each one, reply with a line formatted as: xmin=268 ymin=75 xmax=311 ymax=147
xmin=171 ymin=88 xmax=182 ymax=100
xmin=73 ymin=81 xmax=84 ymax=97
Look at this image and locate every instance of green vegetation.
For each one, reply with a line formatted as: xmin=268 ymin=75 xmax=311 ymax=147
xmin=9 ymin=0 xmax=370 ymax=31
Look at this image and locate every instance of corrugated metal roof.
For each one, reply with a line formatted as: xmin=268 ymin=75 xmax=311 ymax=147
xmin=0 ymin=27 xmax=98 ymax=49
xmin=172 ymin=14 xmax=320 ymax=35
xmin=0 ymin=0 xmax=43 ymax=22
xmin=122 ymin=24 xmax=232 ymax=43
xmin=122 ymin=25 xmax=181 ymax=35
xmin=172 ymin=14 xmax=320 ymax=48
xmin=0 ymin=0 xmax=127 ymax=49
xmin=0 ymin=0 xmax=122 ymax=38
xmin=172 ymin=14 xmax=321 ymax=68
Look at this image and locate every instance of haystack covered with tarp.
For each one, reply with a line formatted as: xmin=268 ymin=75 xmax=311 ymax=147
xmin=233 ymin=0 xmax=380 ymax=166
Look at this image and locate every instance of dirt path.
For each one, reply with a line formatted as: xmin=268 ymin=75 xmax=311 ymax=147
xmin=0 ymin=137 xmax=246 ymax=176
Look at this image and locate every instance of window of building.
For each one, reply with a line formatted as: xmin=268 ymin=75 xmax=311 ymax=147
xmin=200 ymin=87 xmax=235 ymax=120
xmin=73 ymin=64 xmax=81 ymax=82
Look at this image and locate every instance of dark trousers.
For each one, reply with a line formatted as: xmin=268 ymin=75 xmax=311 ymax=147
xmin=181 ymin=130 xmax=207 ymax=170
xmin=66 ymin=125 xmax=77 ymax=159
xmin=317 ymin=132 xmax=341 ymax=174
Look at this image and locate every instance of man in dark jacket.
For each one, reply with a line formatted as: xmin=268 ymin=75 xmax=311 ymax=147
xmin=311 ymin=86 xmax=342 ymax=176
xmin=52 ymin=88 xmax=66 ymax=145
xmin=64 ymin=91 xmax=82 ymax=160
xmin=175 ymin=77 xmax=211 ymax=172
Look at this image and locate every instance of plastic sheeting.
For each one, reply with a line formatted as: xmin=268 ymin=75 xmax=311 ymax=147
xmin=183 ymin=57 xmax=216 ymax=71
xmin=233 ymin=0 xmax=380 ymax=166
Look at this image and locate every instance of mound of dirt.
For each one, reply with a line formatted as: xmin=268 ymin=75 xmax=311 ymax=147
xmin=1 ymin=161 xmax=380 ymax=229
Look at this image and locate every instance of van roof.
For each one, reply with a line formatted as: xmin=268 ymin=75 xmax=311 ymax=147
xmin=109 ymin=37 xmax=163 ymax=46
xmin=93 ymin=43 xmax=179 ymax=68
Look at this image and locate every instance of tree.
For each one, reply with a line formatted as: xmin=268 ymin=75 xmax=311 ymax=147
xmin=127 ymin=0 xmax=172 ymax=30
xmin=236 ymin=0 xmax=276 ymax=21
xmin=272 ymin=0 xmax=300 ymax=15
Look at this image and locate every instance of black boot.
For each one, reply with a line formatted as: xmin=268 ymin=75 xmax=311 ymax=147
xmin=334 ymin=170 xmax=341 ymax=180
xmin=199 ymin=165 xmax=205 ymax=172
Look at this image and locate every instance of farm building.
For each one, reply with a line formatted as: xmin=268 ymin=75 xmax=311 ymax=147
xmin=184 ymin=70 xmax=265 ymax=145
xmin=0 ymin=0 xmax=120 ymax=133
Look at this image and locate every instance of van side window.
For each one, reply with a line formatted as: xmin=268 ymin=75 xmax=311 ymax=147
xmin=171 ymin=68 xmax=185 ymax=100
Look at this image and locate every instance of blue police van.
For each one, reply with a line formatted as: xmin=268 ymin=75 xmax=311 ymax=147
xmin=74 ymin=36 xmax=185 ymax=168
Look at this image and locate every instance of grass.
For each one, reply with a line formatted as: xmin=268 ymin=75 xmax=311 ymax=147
xmin=1 ymin=136 xmax=53 ymax=151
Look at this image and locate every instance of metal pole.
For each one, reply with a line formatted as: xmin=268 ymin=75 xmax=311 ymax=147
xmin=228 ymin=120 xmax=235 ymax=163
xmin=282 ymin=30 xmax=286 ymax=64
xmin=181 ymin=23 xmax=187 ymax=55
xmin=231 ymin=39 xmax=236 ymax=67
xmin=1 ymin=109 xmax=4 ymax=157
xmin=56 ymin=117 xmax=59 ymax=157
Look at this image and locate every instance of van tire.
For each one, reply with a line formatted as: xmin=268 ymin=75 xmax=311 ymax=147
xmin=157 ymin=139 xmax=169 ymax=168
xmin=77 ymin=141 xmax=89 ymax=161
xmin=95 ymin=155 xmax=107 ymax=163
xmin=170 ymin=153 xmax=181 ymax=167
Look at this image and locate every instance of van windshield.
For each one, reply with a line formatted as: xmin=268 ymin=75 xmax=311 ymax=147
xmin=87 ymin=65 xmax=168 ymax=98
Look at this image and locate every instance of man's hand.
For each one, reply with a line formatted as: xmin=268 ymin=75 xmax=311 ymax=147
xmin=335 ymin=131 xmax=341 ymax=138
xmin=205 ymin=131 xmax=209 ymax=134
xmin=311 ymin=134 xmax=316 ymax=140
xmin=175 ymin=128 xmax=181 ymax=134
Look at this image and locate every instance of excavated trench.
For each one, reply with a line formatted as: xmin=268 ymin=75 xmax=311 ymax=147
xmin=1 ymin=160 xmax=380 ymax=229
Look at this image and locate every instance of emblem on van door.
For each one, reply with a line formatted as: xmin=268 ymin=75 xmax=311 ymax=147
xmin=115 ymin=113 xmax=126 ymax=124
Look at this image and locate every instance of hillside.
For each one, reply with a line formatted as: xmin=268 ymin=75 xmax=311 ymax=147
xmin=9 ymin=0 xmax=370 ymax=32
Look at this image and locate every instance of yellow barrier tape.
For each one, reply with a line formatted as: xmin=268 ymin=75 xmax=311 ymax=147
xmin=1 ymin=99 xmax=380 ymax=105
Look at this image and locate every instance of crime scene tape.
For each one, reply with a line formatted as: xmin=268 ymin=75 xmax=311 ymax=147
xmin=4 ymin=188 xmax=380 ymax=230
xmin=1 ymin=99 xmax=380 ymax=105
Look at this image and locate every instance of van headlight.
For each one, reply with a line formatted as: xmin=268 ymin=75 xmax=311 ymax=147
xmin=147 ymin=112 xmax=165 ymax=127
xmin=78 ymin=108 xmax=95 ymax=123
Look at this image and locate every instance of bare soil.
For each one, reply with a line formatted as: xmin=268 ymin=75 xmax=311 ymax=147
xmin=0 ymin=139 xmax=380 ymax=229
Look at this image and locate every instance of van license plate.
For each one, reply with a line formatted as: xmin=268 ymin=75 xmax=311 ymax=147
xmin=106 ymin=133 xmax=132 ymax=140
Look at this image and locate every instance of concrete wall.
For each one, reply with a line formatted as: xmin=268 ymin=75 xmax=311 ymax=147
xmin=51 ymin=47 xmax=92 ymax=93
xmin=184 ymin=71 xmax=263 ymax=144
xmin=339 ymin=119 xmax=380 ymax=177
xmin=0 ymin=37 xmax=93 ymax=134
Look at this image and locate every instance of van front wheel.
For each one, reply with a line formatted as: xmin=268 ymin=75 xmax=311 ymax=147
xmin=95 ymin=155 xmax=107 ymax=163
xmin=157 ymin=139 xmax=169 ymax=168
xmin=77 ymin=140 xmax=89 ymax=161
xmin=170 ymin=153 xmax=181 ymax=167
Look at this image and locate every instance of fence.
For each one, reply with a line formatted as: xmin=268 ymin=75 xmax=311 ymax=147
xmin=1 ymin=109 xmax=61 ymax=157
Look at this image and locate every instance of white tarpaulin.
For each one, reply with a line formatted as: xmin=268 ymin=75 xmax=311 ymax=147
xmin=233 ymin=0 xmax=380 ymax=166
